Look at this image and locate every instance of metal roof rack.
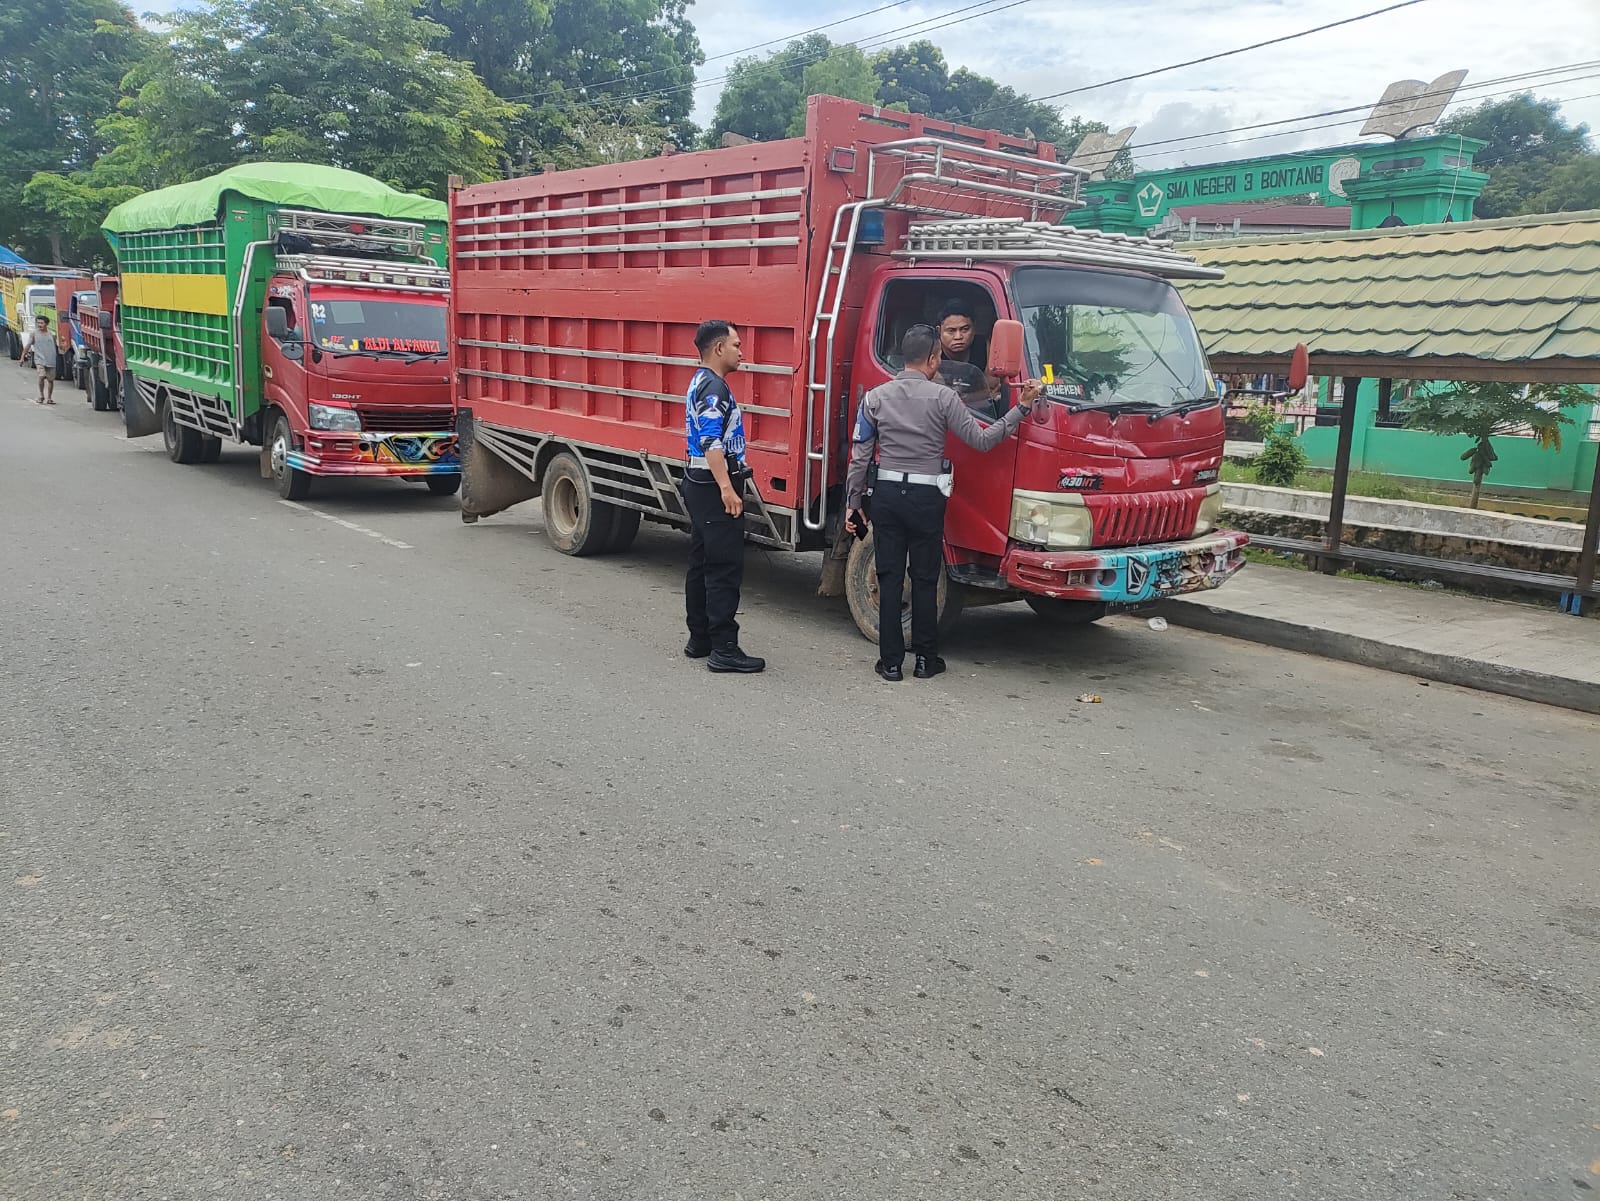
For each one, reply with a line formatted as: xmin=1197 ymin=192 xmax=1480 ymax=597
xmin=894 ymin=217 xmax=1225 ymax=280
xmin=867 ymin=138 xmax=1085 ymax=223
xmin=274 ymin=253 xmax=450 ymax=293
xmin=270 ymin=208 xmax=437 ymax=259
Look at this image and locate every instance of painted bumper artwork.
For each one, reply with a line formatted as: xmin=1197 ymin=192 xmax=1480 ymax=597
xmin=289 ymin=431 xmax=461 ymax=477
xmin=1002 ymin=530 xmax=1249 ymax=605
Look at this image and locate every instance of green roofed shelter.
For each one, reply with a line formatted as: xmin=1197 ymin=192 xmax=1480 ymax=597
xmin=1173 ymin=210 xmax=1600 ymax=608
xmin=1178 ymin=210 xmax=1600 ymax=386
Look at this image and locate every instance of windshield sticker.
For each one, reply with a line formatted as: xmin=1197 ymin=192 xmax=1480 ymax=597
xmin=1040 ymin=364 xmax=1083 ymax=398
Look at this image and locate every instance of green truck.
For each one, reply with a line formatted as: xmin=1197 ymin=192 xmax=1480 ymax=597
xmin=102 ymin=163 xmax=460 ymax=498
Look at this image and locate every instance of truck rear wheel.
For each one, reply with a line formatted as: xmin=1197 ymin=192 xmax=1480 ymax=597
xmin=161 ymin=396 xmax=205 ymax=465
xmin=1024 ymin=597 xmax=1107 ymax=625
xmin=541 ymin=452 xmax=613 ymax=556
xmin=200 ymin=436 xmax=223 ymax=464
xmin=6 ymin=331 xmax=18 ymax=361
xmin=425 ymin=474 xmax=461 ymax=497
xmin=605 ymin=507 xmax=641 ymax=553
xmin=844 ymin=527 xmax=964 ymax=644
xmin=91 ymin=368 xmax=111 ymax=411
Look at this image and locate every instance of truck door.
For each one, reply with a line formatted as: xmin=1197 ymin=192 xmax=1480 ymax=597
xmin=854 ymin=270 xmax=1019 ymax=559
xmin=262 ymin=291 xmax=308 ymax=424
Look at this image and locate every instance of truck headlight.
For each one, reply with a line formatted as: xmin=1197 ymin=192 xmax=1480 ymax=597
xmin=1010 ymin=490 xmax=1093 ymax=550
xmin=309 ymin=403 xmax=361 ymax=432
xmin=1192 ymin=484 xmax=1224 ymax=536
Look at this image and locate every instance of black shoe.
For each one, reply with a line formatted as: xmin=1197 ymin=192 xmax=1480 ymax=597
xmin=913 ymin=655 xmax=946 ymax=679
xmin=684 ymin=638 xmax=712 ymax=659
xmin=875 ymin=660 xmax=904 ymax=683
xmin=708 ymin=647 xmax=765 ymax=674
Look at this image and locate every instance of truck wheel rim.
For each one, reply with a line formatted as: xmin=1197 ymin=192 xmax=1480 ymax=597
xmin=270 ymin=430 xmax=287 ymax=478
xmin=548 ymin=474 xmax=580 ymax=538
xmin=162 ymin=404 xmax=176 ymax=452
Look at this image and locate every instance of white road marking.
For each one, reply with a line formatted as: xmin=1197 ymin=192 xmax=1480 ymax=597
xmin=277 ymin=500 xmax=414 ymax=549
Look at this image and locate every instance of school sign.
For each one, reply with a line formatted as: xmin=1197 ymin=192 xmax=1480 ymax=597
xmin=1066 ymin=137 xmax=1484 ymax=235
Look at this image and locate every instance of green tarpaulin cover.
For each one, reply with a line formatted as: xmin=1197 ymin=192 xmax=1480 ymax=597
xmin=103 ymin=163 xmax=445 ymax=234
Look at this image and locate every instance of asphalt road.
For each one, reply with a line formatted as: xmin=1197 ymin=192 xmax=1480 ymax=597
xmin=4 ymin=374 xmax=1598 ymax=1201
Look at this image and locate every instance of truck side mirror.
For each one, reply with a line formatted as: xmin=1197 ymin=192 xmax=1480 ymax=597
xmin=986 ymin=319 xmax=1026 ymax=378
xmin=98 ymin=311 xmax=112 ymax=332
xmin=265 ymin=306 xmax=290 ymax=341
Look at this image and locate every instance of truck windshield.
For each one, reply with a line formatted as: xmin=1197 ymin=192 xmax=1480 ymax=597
xmin=308 ymin=295 xmax=446 ymax=356
xmin=1011 ymin=266 xmax=1209 ymax=410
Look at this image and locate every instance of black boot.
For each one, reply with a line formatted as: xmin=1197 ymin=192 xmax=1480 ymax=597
xmin=708 ymin=646 xmax=765 ymax=674
xmin=914 ymin=655 xmax=946 ymax=679
xmin=874 ymin=659 xmax=904 ymax=682
xmin=684 ymin=637 xmax=712 ymax=659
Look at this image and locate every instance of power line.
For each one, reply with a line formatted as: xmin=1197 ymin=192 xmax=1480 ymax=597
xmin=1130 ymin=74 xmax=1600 ymax=164
xmin=1126 ymin=62 xmax=1600 ymax=155
xmin=584 ymin=0 xmax=1033 ymax=114
xmin=500 ymin=0 xmax=923 ymax=104
xmin=966 ymin=0 xmax=1434 ymax=125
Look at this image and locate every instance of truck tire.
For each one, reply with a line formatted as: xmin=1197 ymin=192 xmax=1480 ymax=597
xmin=5 ymin=331 xmax=18 ymax=361
xmin=91 ymin=368 xmax=110 ymax=411
xmin=200 ymin=436 xmax=223 ymax=464
xmin=605 ymin=507 xmax=641 ymax=553
xmin=1025 ymin=597 xmax=1107 ymax=626
xmin=844 ymin=527 xmax=964 ymax=644
xmin=268 ymin=412 xmax=312 ymax=500
xmin=161 ymin=395 xmax=205 ymax=465
xmin=425 ymin=474 xmax=462 ymax=497
xmin=540 ymin=452 xmax=613 ymax=556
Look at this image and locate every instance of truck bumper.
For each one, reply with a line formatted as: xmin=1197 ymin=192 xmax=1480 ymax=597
xmin=289 ymin=431 xmax=460 ymax=477
xmin=1001 ymin=529 xmax=1249 ymax=606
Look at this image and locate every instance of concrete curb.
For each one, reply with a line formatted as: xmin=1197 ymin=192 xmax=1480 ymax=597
xmin=1157 ymin=598 xmax=1600 ymax=715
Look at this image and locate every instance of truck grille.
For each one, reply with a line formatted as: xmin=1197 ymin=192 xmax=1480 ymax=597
xmin=356 ymin=406 xmax=455 ymax=433
xmin=1086 ymin=488 xmax=1205 ymax=548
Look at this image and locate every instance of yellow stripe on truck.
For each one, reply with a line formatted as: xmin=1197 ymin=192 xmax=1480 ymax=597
xmin=121 ymin=273 xmax=229 ymax=316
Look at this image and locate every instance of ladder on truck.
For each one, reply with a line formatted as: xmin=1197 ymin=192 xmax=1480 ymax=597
xmin=801 ymin=137 xmax=1090 ymax=535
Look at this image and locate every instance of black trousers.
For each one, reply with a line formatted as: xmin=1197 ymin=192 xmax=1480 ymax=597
xmin=683 ymin=477 xmax=746 ymax=650
xmin=872 ymin=481 xmax=947 ymax=665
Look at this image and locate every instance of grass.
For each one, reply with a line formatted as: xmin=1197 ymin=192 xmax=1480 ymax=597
xmin=1221 ymin=461 xmax=1458 ymax=506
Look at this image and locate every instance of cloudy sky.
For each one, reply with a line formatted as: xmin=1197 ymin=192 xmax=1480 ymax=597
xmin=684 ymin=0 xmax=1600 ymax=166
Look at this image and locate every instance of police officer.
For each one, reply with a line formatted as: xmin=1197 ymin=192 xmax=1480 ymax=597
xmin=682 ymin=319 xmax=765 ymax=674
xmin=844 ymin=325 xmax=1043 ymax=682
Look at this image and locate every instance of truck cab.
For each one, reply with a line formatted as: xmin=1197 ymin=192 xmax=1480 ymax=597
xmin=849 ymin=256 xmax=1242 ymax=624
xmin=259 ymin=258 xmax=455 ymax=498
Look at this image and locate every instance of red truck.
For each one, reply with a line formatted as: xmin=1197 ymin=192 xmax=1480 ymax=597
xmin=72 ymin=274 xmax=122 ymax=411
xmin=451 ymin=96 xmax=1247 ymax=641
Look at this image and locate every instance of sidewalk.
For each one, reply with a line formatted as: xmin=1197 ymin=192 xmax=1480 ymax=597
xmin=1158 ymin=563 xmax=1600 ymax=714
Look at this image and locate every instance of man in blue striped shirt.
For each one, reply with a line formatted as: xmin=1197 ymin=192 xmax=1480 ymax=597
xmin=681 ymin=320 xmax=764 ymax=674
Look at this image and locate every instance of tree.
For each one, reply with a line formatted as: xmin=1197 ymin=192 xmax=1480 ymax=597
xmin=1404 ymin=381 xmax=1582 ymax=508
xmin=0 ymin=0 xmax=149 ymax=261
xmin=110 ymin=0 xmax=515 ymax=195
xmin=420 ymin=0 xmax=703 ymax=168
xmin=708 ymin=35 xmax=831 ymax=145
xmin=1529 ymin=156 xmax=1600 ymax=215
xmin=1439 ymin=93 xmax=1594 ymax=219
xmin=788 ymin=46 xmax=879 ymax=137
xmin=21 ymin=171 xmax=138 ymax=266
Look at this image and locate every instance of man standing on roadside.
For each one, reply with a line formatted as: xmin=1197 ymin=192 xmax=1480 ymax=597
xmin=681 ymin=319 xmax=765 ymax=674
xmin=21 ymin=316 xmax=57 ymax=405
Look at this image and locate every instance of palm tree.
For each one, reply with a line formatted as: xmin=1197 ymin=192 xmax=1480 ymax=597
xmin=1404 ymin=381 xmax=1583 ymax=508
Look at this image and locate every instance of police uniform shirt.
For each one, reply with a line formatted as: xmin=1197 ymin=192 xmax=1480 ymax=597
xmin=684 ymin=367 xmax=747 ymax=477
xmin=844 ymin=369 xmax=1026 ymax=511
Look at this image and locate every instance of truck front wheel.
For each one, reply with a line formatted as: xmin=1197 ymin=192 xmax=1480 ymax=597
xmin=844 ymin=527 xmax=964 ymax=644
xmin=425 ymin=474 xmax=461 ymax=497
xmin=1024 ymin=597 xmax=1107 ymax=625
xmin=161 ymin=396 xmax=205 ymax=465
xmin=541 ymin=452 xmax=613 ymax=556
xmin=269 ymin=413 xmax=312 ymax=500
xmin=5 ymin=331 xmax=18 ymax=361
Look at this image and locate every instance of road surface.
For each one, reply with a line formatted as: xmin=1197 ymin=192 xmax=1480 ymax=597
xmin=3 ymin=376 xmax=1598 ymax=1201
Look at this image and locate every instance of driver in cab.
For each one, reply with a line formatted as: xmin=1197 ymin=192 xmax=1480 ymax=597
xmin=935 ymin=300 xmax=1007 ymax=419
xmin=844 ymin=325 xmax=1043 ymax=683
